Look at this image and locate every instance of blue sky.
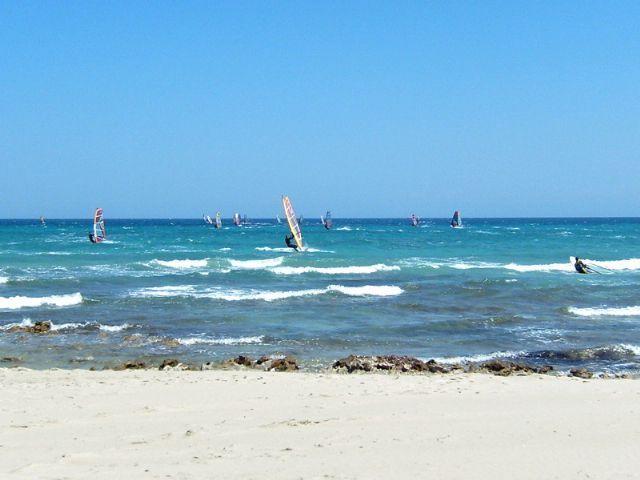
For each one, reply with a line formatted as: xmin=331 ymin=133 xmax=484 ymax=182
xmin=1 ymin=1 xmax=639 ymax=218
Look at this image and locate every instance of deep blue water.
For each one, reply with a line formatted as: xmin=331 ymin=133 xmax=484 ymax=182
xmin=1 ymin=218 xmax=639 ymax=372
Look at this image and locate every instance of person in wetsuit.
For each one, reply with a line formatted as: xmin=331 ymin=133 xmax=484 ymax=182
xmin=285 ymin=233 xmax=299 ymax=251
xmin=574 ymin=257 xmax=590 ymax=274
xmin=89 ymin=233 xmax=96 ymax=243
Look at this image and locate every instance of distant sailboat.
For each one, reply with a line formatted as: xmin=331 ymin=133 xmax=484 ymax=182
xmin=450 ymin=210 xmax=462 ymax=228
xmin=410 ymin=214 xmax=420 ymax=227
xmin=89 ymin=208 xmax=106 ymax=243
xmin=215 ymin=212 xmax=222 ymax=229
xmin=233 ymin=213 xmax=241 ymax=226
xmin=321 ymin=210 xmax=333 ymax=230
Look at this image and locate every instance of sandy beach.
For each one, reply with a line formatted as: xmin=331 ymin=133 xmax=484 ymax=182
xmin=1 ymin=369 xmax=639 ymax=479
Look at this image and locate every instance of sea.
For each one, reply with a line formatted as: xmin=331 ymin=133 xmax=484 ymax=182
xmin=1 ymin=218 xmax=639 ymax=373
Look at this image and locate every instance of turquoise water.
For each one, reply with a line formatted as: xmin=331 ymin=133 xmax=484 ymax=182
xmin=1 ymin=218 xmax=639 ymax=372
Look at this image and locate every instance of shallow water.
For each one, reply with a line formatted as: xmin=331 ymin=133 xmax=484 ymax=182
xmin=1 ymin=218 xmax=639 ymax=372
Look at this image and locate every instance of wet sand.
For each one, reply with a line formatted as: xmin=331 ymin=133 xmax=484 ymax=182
xmin=1 ymin=368 xmax=639 ymax=479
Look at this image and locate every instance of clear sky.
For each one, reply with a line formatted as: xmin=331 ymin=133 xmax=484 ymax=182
xmin=1 ymin=1 xmax=639 ymax=218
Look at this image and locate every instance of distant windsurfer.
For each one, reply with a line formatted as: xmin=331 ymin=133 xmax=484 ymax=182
xmin=574 ymin=257 xmax=593 ymax=274
xmin=285 ymin=233 xmax=299 ymax=251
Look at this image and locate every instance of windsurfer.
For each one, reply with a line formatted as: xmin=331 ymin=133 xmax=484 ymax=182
xmin=285 ymin=233 xmax=298 ymax=251
xmin=574 ymin=257 xmax=591 ymax=274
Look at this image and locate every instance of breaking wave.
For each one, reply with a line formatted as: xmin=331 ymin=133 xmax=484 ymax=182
xmin=151 ymin=259 xmax=208 ymax=269
xmin=430 ymin=350 xmax=523 ymax=364
xmin=176 ymin=335 xmax=265 ymax=346
xmin=228 ymin=257 xmax=284 ymax=269
xmin=0 ymin=292 xmax=83 ymax=310
xmin=131 ymin=284 xmax=403 ymax=302
xmin=0 ymin=318 xmax=131 ymax=332
xmin=255 ymin=247 xmax=295 ymax=253
xmin=270 ymin=264 xmax=400 ymax=275
xmin=503 ymin=262 xmax=572 ymax=273
xmin=568 ymin=306 xmax=640 ymax=317
xmin=0 ymin=276 xmax=7 ymax=284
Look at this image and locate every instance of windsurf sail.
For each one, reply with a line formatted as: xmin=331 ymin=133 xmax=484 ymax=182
xmin=282 ymin=195 xmax=304 ymax=250
xmin=233 ymin=213 xmax=241 ymax=226
xmin=243 ymin=214 xmax=248 ymax=225
xmin=203 ymin=214 xmax=214 ymax=225
xmin=90 ymin=208 xmax=106 ymax=243
xmin=39 ymin=216 xmax=46 ymax=225
xmin=451 ymin=210 xmax=461 ymax=228
xmin=215 ymin=212 xmax=222 ymax=229
xmin=322 ymin=210 xmax=333 ymax=229
xmin=276 ymin=215 xmax=281 ymax=224
xmin=410 ymin=214 xmax=420 ymax=227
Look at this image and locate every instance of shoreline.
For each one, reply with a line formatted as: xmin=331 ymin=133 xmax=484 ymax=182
xmin=3 ymin=349 xmax=636 ymax=379
xmin=1 ymin=368 xmax=639 ymax=479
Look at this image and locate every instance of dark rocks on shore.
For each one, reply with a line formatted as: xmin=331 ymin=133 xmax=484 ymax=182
xmin=476 ymin=359 xmax=554 ymax=376
xmin=7 ymin=321 xmax=52 ymax=334
xmin=569 ymin=368 xmax=593 ymax=379
xmin=1 ymin=356 xmax=22 ymax=364
xmin=332 ymin=355 xmax=554 ymax=376
xmin=159 ymin=358 xmax=180 ymax=370
xmin=332 ymin=355 xmax=455 ymax=374
xmin=114 ymin=360 xmax=147 ymax=371
xmin=269 ymin=356 xmax=299 ymax=372
xmin=217 ymin=355 xmax=299 ymax=371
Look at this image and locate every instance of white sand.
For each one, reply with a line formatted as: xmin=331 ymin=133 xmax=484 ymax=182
xmin=1 ymin=368 xmax=639 ymax=479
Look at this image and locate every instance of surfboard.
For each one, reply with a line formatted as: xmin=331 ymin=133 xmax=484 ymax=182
xmin=282 ymin=195 xmax=304 ymax=250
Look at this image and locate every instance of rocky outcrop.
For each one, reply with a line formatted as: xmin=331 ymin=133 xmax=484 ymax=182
xmin=333 ymin=355 xmax=455 ymax=374
xmin=159 ymin=358 xmax=190 ymax=371
xmin=1 ymin=356 xmax=22 ymax=364
xmin=569 ymin=368 xmax=593 ymax=379
xmin=476 ymin=360 xmax=553 ymax=376
xmin=7 ymin=321 xmax=52 ymax=334
xmin=332 ymin=355 xmax=554 ymax=376
xmin=269 ymin=356 xmax=299 ymax=372
xmin=114 ymin=360 xmax=147 ymax=370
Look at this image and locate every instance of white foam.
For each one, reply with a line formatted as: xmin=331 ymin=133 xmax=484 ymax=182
xmin=450 ymin=261 xmax=502 ymax=270
xmin=326 ymin=284 xmax=404 ymax=297
xmin=99 ymin=323 xmax=131 ymax=332
xmin=131 ymin=285 xmax=196 ymax=298
xmin=0 ymin=317 xmax=128 ymax=332
xmin=568 ymin=306 xmax=640 ymax=317
xmin=504 ymin=262 xmax=573 ymax=273
xmin=336 ymin=226 xmax=352 ymax=231
xmin=582 ymin=258 xmax=640 ymax=271
xmin=228 ymin=257 xmax=284 ymax=269
xmin=431 ymin=350 xmax=524 ymax=364
xmin=0 ymin=277 xmax=8 ymax=284
xmin=131 ymin=284 xmax=403 ymax=302
xmin=0 ymin=292 xmax=83 ymax=310
xmin=271 ymin=264 xmax=400 ymax=275
xmin=618 ymin=344 xmax=640 ymax=355
xmin=254 ymin=247 xmax=299 ymax=253
xmin=152 ymin=259 xmax=208 ymax=269
xmin=177 ymin=335 xmax=265 ymax=345
xmin=219 ymin=248 xmax=232 ymax=252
